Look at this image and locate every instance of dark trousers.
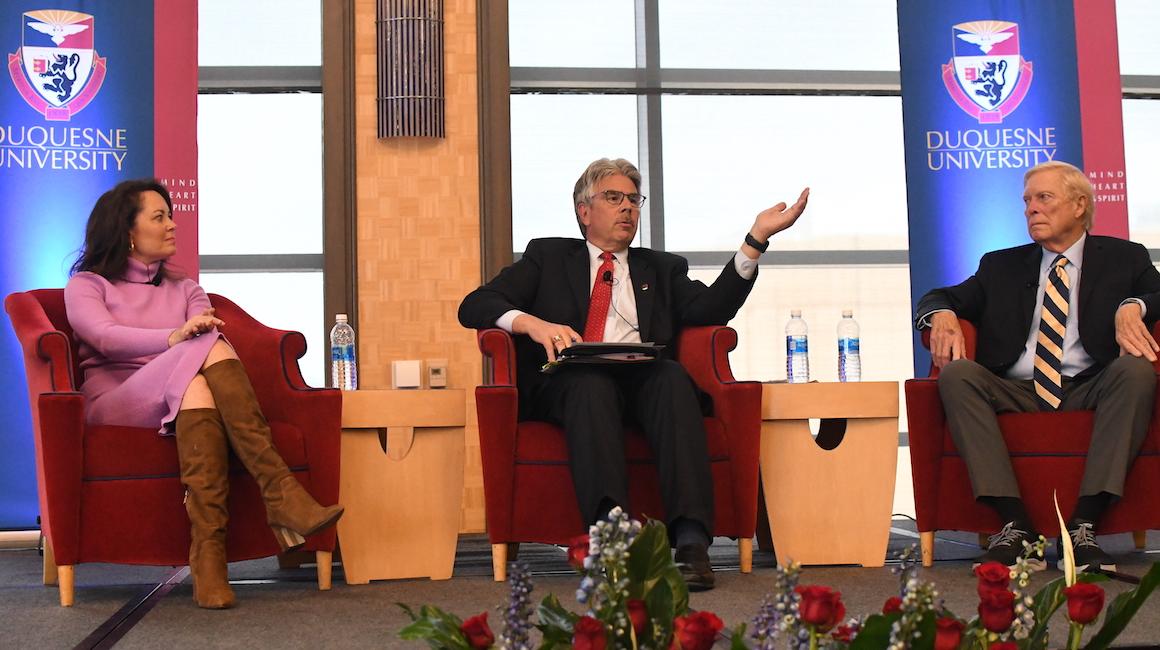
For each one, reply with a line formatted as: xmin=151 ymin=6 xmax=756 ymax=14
xmin=528 ymin=359 xmax=715 ymax=534
xmin=938 ymin=355 xmax=1155 ymax=500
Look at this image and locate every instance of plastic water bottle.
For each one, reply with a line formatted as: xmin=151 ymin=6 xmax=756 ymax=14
xmin=785 ymin=310 xmax=809 ymax=383
xmin=837 ymin=309 xmax=861 ymax=382
xmin=330 ymin=314 xmax=358 ymax=391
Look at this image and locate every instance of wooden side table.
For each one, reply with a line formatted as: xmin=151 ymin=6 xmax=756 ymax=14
xmin=337 ymin=389 xmax=466 ymax=584
xmin=760 ymin=381 xmax=899 ymax=567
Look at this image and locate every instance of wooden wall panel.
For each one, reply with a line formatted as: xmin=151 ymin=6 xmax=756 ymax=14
xmin=354 ymin=0 xmax=485 ymax=532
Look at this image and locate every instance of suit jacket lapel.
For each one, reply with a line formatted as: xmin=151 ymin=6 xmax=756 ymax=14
xmin=1018 ymin=245 xmax=1041 ymax=336
xmin=629 ymin=250 xmax=656 ymax=341
xmin=1078 ymin=235 xmax=1102 ymax=316
xmin=567 ymin=243 xmax=590 ymax=327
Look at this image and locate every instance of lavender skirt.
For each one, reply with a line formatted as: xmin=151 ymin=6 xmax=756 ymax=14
xmin=82 ymin=332 xmax=222 ymax=435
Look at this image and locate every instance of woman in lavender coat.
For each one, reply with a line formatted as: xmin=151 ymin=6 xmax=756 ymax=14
xmin=64 ymin=179 xmax=342 ymax=609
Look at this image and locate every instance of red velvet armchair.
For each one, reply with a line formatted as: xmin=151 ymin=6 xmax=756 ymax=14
xmin=474 ymin=326 xmax=762 ymax=580
xmin=905 ymin=318 xmax=1160 ymax=566
xmin=5 ymin=289 xmax=342 ymax=606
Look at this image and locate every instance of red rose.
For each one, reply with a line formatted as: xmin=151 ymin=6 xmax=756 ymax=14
xmin=573 ymin=616 xmax=607 ymax=650
xmin=882 ymin=596 xmax=904 ymax=614
xmin=974 ymin=561 xmax=1011 ymax=597
xmin=795 ymin=585 xmax=846 ymax=633
xmin=934 ymin=617 xmax=965 ymax=650
xmin=990 ymin=643 xmax=1018 ymax=650
xmin=1063 ymin=582 xmax=1106 ymax=625
xmin=627 ymin=598 xmax=649 ymax=636
xmin=670 ymin=611 xmax=724 ymax=650
xmin=977 ymin=588 xmax=1016 ymax=633
xmin=567 ymin=534 xmax=591 ymax=571
xmin=831 ymin=623 xmax=858 ymax=643
xmin=460 ymin=612 xmax=495 ymax=649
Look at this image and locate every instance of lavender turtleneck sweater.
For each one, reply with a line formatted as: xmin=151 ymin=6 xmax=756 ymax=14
xmin=64 ymin=258 xmax=221 ymax=433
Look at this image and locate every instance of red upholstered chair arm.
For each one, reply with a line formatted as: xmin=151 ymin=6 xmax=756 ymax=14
xmin=477 ymin=328 xmax=517 ymax=386
xmin=904 ymin=378 xmax=947 ymax=530
xmin=5 ymin=292 xmax=76 ymax=394
xmin=35 ymin=392 xmax=86 ymax=565
xmin=676 ymin=326 xmax=762 ymax=535
xmin=920 ymin=318 xmax=978 ymax=378
xmin=475 ymin=385 xmax=520 ymax=541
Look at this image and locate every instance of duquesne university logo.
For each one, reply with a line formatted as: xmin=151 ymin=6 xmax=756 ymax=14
xmin=7 ymin=9 xmax=106 ymax=121
xmin=942 ymin=20 xmax=1033 ymax=124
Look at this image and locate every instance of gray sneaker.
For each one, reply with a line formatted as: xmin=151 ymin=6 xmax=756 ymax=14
xmin=1056 ymin=521 xmax=1116 ymax=572
xmin=973 ymin=521 xmax=1047 ymax=571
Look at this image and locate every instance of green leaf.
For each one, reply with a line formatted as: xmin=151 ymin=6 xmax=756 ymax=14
xmin=397 ymin=603 xmax=471 ymax=649
xmin=645 ymin=576 xmax=676 ymax=644
xmin=621 ymin=520 xmax=690 ymax=617
xmin=729 ymin=622 xmax=751 ymax=650
xmin=1027 ymin=574 xmax=1068 ymax=650
xmin=913 ymin=611 xmax=937 ymax=648
xmin=1082 ymin=562 xmax=1160 ymax=650
xmin=848 ymin=613 xmax=899 ymax=650
xmin=626 ymin=520 xmax=675 ymax=596
xmin=536 ymin=593 xmax=579 ymax=628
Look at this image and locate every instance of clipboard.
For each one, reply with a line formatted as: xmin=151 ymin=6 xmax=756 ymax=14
xmin=541 ymin=342 xmax=664 ymax=373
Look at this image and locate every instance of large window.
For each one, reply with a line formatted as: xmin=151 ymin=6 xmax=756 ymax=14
xmin=508 ymin=0 xmax=1160 ymax=433
xmin=198 ymin=0 xmax=324 ymax=386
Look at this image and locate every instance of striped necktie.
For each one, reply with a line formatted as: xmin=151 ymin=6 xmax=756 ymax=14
xmin=1033 ymin=254 xmax=1070 ymax=409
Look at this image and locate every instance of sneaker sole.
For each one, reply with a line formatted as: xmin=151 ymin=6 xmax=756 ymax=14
xmin=973 ymin=557 xmax=1047 ymax=572
xmin=1056 ymin=559 xmax=1116 ymax=572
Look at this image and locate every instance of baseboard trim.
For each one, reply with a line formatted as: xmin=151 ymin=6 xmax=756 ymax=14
xmin=0 ymin=530 xmax=40 ymax=549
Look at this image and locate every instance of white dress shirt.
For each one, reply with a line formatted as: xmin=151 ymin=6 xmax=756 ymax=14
xmin=1006 ymin=234 xmax=1094 ymax=380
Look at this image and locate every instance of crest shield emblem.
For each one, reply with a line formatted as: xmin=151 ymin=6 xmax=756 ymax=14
xmin=7 ymin=9 xmax=106 ymax=121
xmin=942 ymin=20 xmax=1033 ymax=124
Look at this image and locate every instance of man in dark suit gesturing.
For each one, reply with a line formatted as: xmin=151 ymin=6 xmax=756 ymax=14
xmin=916 ymin=161 xmax=1160 ymax=572
xmin=459 ymin=158 xmax=808 ymax=590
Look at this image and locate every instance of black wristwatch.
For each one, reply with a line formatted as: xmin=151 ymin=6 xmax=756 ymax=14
xmin=744 ymin=232 xmax=769 ymax=253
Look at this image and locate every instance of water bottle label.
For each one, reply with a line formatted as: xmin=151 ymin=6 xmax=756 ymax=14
xmin=838 ymin=338 xmax=860 ymax=353
xmin=330 ymin=346 xmax=343 ymax=361
xmin=786 ymin=335 xmax=808 ymax=354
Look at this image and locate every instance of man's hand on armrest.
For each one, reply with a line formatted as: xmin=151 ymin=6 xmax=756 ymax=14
xmin=1115 ymin=301 xmax=1159 ymax=362
xmin=929 ymin=311 xmax=965 ymax=369
xmin=512 ymin=314 xmax=583 ymax=362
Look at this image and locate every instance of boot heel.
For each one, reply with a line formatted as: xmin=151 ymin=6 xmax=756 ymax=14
xmin=272 ymin=526 xmax=306 ymax=552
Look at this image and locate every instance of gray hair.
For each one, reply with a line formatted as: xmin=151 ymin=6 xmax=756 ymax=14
xmin=572 ymin=158 xmax=641 ymax=236
xmin=1024 ymin=160 xmax=1095 ymax=230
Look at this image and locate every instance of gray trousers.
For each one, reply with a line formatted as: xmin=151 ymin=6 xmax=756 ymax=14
xmin=938 ymin=355 xmax=1156 ymax=499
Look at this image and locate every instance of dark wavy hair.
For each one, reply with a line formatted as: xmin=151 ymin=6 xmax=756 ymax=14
xmin=70 ymin=179 xmax=175 ymax=280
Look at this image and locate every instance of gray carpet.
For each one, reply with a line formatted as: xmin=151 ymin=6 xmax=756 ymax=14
xmin=2 ymin=522 xmax=1159 ymax=648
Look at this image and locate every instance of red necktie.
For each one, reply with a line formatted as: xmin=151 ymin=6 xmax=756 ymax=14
xmin=583 ymin=252 xmax=615 ymax=342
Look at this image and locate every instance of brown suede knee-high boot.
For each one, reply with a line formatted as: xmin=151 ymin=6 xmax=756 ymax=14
xmin=175 ymin=409 xmax=236 ymax=609
xmin=202 ymin=359 xmax=343 ymax=551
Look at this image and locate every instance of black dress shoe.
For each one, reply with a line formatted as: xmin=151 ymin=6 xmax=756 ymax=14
xmin=674 ymin=543 xmax=715 ymax=592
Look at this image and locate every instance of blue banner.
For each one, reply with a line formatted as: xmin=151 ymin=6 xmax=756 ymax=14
xmin=898 ymin=1 xmax=1085 ymax=376
xmin=0 ymin=1 xmax=161 ymax=528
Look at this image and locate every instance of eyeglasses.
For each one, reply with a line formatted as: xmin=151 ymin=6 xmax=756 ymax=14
xmin=596 ymin=189 xmax=647 ymax=208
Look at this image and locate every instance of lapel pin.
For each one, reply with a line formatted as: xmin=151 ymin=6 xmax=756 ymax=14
xmin=641 ymin=283 xmax=649 ymax=291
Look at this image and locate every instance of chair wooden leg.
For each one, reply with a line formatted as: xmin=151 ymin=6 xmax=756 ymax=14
xmin=315 ymin=551 xmax=333 ymax=591
xmin=491 ymin=544 xmax=508 ymax=582
xmin=42 ymin=537 xmax=58 ymax=586
xmin=58 ymin=565 xmax=75 ymax=607
xmin=738 ymin=537 xmax=753 ymax=573
xmin=1133 ymin=530 xmax=1148 ymax=551
xmin=920 ymin=531 xmax=934 ymax=567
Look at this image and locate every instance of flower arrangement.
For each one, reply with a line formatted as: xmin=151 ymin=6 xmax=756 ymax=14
xmin=399 ymin=506 xmax=1160 ymax=649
